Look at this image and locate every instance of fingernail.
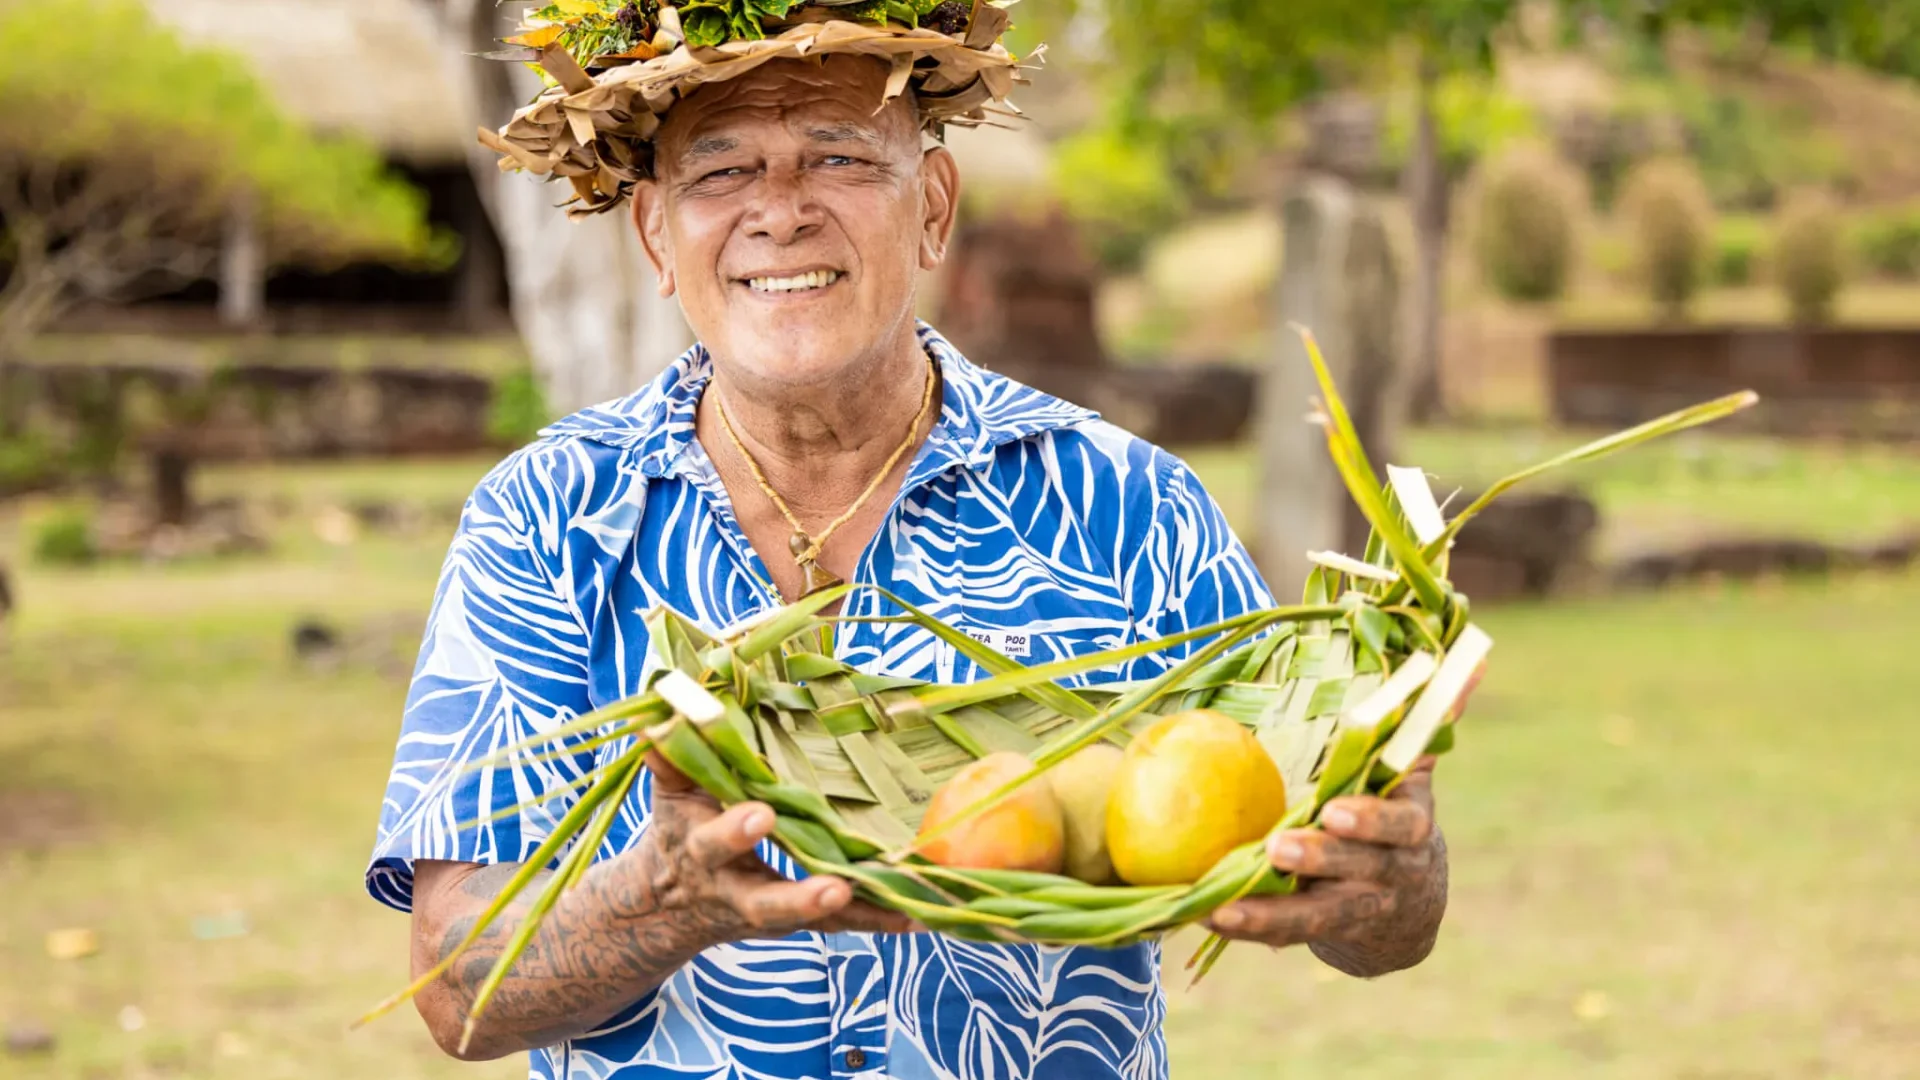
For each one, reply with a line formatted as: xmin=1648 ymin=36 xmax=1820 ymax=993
xmin=818 ymin=880 xmax=850 ymax=906
xmin=1212 ymin=906 xmax=1245 ymax=931
xmin=1269 ymin=838 xmax=1305 ymax=867
xmin=742 ymin=807 xmax=773 ymax=837
xmin=1322 ymin=807 xmax=1357 ymax=832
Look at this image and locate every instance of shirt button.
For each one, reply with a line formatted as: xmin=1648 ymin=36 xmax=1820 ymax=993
xmin=845 ymin=1048 xmax=867 ymax=1070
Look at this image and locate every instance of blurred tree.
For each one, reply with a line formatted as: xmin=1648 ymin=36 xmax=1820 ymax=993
xmin=1393 ymin=2 xmax=1526 ymax=423
xmin=1570 ymin=0 xmax=1920 ymax=78
xmin=436 ymin=0 xmax=692 ymax=417
xmin=1049 ymin=0 xmax=1523 ymax=423
xmin=0 ymin=0 xmax=443 ymax=425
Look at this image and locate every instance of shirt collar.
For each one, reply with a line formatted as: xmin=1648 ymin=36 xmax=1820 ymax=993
xmin=537 ymin=321 xmax=1100 ymax=485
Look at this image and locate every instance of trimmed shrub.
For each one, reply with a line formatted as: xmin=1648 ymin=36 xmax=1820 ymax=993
xmin=1775 ymin=191 xmax=1846 ymax=325
xmin=1472 ymin=143 xmax=1586 ymax=304
xmin=1619 ymin=159 xmax=1716 ymax=319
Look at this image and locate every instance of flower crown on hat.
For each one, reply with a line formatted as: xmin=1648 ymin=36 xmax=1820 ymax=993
xmin=479 ymin=0 xmax=1040 ymax=218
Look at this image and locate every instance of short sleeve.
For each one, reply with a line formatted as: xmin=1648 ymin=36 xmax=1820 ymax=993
xmin=1123 ymin=452 xmax=1277 ymax=666
xmin=365 ymin=450 xmax=599 ymax=913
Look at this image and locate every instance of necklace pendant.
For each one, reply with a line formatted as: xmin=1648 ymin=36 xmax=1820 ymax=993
xmin=798 ymin=560 xmax=843 ymax=597
xmin=787 ymin=530 xmax=841 ymax=597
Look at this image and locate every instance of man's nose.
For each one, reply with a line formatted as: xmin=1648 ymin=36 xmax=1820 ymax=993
xmin=744 ymin=163 xmax=824 ymax=244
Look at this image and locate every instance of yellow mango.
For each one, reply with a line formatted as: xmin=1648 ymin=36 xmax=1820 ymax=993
xmin=1106 ymin=709 xmax=1287 ymax=886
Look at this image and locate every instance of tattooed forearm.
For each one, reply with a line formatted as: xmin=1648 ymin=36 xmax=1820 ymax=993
xmin=416 ymin=852 xmax=714 ymax=1060
xmin=1310 ymin=828 xmax=1449 ymax=979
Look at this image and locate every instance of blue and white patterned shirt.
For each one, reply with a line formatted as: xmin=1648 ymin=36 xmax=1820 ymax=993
xmin=368 ymin=323 xmax=1275 ymax=1080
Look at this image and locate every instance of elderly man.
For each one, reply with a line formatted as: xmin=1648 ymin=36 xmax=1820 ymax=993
xmin=369 ymin=45 xmax=1447 ymax=1080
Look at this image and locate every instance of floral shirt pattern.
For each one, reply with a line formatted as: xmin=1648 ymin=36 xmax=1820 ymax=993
xmin=367 ymin=323 xmax=1274 ymax=1079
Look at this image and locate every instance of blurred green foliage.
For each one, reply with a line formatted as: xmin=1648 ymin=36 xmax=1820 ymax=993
xmin=1710 ymin=215 xmax=1770 ymax=286
xmin=1586 ymin=0 xmax=1920 ymax=83
xmin=1381 ymin=72 xmax=1538 ymax=180
xmin=0 ymin=432 xmax=57 ymax=493
xmin=1774 ymin=191 xmax=1846 ymax=323
xmin=31 ymin=505 xmax=98 ymax=566
xmin=1048 ymin=126 xmax=1190 ymax=272
xmin=0 ymin=0 xmax=446 ymax=273
xmin=1661 ymin=80 xmax=1849 ymax=211
xmin=1850 ymin=202 xmax=1920 ymax=279
xmin=488 ymin=369 xmax=556 ymax=448
xmin=1472 ymin=142 xmax=1584 ymax=303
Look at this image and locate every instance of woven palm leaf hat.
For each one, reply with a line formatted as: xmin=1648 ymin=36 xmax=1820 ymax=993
xmin=478 ymin=0 xmax=1036 ymax=218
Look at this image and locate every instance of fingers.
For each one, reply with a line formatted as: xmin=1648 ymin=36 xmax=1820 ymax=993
xmin=712 ymin=864 xmax=926 ymax=937
xmin=1318 ymin=783 xmax=1433 ymax=848
xmin=727 ymin=872 xmax=855 ymax=932
xmin=644 ymin=749 xmax=698 ymax=794
xmin=683 ymin=801 xmax=778 ymax=871
xmin=815 ymin=901 xmax=927 ymax=937
xmin=1267 ymin=829 xmax=1428 ymax=882
xmin=1206 ymin=879 xmax=1394 ymax=946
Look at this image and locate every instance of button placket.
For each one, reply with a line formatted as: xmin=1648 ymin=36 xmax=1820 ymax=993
xmin=825 ymin=932 xmax=886 ymax=1077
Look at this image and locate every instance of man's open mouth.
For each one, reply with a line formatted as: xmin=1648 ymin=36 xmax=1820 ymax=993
xmin=744 ymin=270 xmax=842 ymax=294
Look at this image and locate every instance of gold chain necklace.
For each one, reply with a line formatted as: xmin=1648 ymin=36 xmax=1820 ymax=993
xmin=713 ymin=357 xmax=938 ymax=598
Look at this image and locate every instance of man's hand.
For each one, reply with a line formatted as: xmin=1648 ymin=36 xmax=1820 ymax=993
xmin=629 ymin=748 xmax=920 ymax=941
xmin=1202 ymin=756 xmax=1448 ymax=978
xmin=409 ymin=751 xmax=917 ymax=1061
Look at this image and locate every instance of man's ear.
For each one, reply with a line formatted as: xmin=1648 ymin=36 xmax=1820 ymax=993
xmin=633 ymin=179 xmax=676 ymax=298
xmin=918 ymin=146 xmax=960 ymax=272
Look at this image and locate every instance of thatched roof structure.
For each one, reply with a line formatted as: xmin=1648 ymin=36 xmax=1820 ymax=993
xmin=142 ymin=0 xmax=473 ymax=165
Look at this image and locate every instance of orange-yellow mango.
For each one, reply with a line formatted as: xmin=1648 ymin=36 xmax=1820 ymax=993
xmin=1106 ymin=709 xmax=1287 ymax=886
xmin=917 ymin=751 xmax=1066 ymax=874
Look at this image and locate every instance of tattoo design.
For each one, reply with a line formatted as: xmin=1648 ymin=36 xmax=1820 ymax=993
xmin=425 ymin=798 xmax=788 ymax=1056
xmin=1310 ymin=827 xmax=1450 ymax=979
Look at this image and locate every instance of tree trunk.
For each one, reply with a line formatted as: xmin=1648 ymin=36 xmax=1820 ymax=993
xmin=219 ymin=189 xmax=265 ymax=329
xmin=436 ymin=0 xmax=691 ymax=415
xmin=1404 ymin=58 xmax=1451 ymax=425
xmin=152 ymin=448 xmax=193 ymax=527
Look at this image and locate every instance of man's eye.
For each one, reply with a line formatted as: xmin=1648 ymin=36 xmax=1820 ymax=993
xmin=703 ymin=167 xmax=744 ymax=181
xmin=821 ymin=155 xmax=858 ymax=167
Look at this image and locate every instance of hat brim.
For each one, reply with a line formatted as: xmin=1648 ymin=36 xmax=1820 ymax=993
xmin=481 ymin=8 xmax=1038 ymax=219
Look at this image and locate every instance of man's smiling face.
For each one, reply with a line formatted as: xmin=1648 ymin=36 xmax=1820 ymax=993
xmin=635 ymin=56 xmax=958 ymax=388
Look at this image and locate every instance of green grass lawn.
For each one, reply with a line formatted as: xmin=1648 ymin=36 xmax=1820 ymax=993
xmin=3 ymin=451 xmax=1916 ymax=1079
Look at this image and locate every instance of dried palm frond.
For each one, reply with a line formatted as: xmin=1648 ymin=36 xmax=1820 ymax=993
xmin=357 ymin=327 xmax=1757 ymax=1050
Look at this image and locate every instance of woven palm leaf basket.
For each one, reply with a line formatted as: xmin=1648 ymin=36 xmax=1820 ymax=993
xmin=365 ymin=324 xmax=1757 ymax=1042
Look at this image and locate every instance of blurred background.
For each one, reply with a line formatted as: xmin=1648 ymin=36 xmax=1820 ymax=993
xmin=2 ymin=0 xmax=1917 ymax=1077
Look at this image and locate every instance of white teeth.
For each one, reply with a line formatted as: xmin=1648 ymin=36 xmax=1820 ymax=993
xmin=748 ymin=270 xmax=840 ymax=293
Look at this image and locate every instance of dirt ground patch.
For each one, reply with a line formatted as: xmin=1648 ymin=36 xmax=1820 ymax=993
xmin=0 ymin=788 xmax=93 ymax=857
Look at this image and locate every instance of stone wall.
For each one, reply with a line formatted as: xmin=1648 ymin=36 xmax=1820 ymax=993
xmin=1548 ymin=327 xmax=1920 ymax=440
xmin=3 ymin=359 xmax=496 ymax=475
